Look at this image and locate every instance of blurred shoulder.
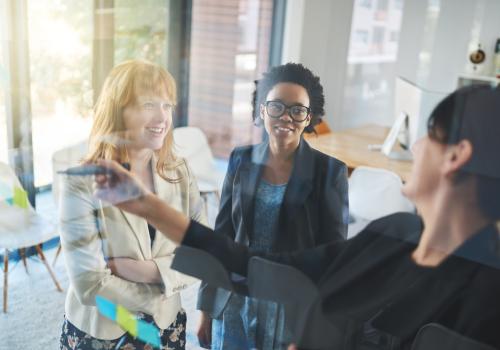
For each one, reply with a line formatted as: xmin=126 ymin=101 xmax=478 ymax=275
xmin=362 ymin=212 xmax=423 ymax=241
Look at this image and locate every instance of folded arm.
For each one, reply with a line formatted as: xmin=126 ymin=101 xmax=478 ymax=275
xmin=60 ymin=176 xmax=166 ymax=314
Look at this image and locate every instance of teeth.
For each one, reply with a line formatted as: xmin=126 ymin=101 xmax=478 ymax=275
xmin=147 ymin=127 xmax=164 ymax=134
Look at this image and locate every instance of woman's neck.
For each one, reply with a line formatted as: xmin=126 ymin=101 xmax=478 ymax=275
xmin=268 ymin=137 xmax=299 ymax=162
xmin=413 ymin=187 xmax=489 ymax=267
xmin=127 ymin=148 xmax=153 ymax=171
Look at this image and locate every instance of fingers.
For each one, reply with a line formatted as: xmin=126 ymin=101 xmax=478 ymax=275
xmin=96 ymin=159 xmax=127 ymax=182
xmin=288 ymin=345 xmax=298 ymax=350
xmin=197 ymin=315 xmax=212 ymax=349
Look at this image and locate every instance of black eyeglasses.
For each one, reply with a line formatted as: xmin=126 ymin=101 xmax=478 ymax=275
xmin=263 ymin=100 xmax=311 ymax=122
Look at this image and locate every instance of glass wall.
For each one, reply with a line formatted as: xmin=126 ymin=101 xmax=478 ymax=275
xmin=114 ymin=0 xmax=171 ymax=66
xmin=342 ymin=0 xmax=404 ymax=128
xmin=188 ymin=0 xmax=274 ymax=158
xmin=0 ymin=0 xmax=8 ymax=163
xmin=28 ymin=1 xmax=94 ymax=187
xmin=27 ymin=0 xmax=173 ymax=187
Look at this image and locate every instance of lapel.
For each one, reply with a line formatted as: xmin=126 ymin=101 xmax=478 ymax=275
xmin=150 ymin=157 xmax=176 ymax=253
xmin=118 ymin=159 xmax=162 ymax=259
xmin=238 ymin=142 xmax=267 ymax=238
xmin=237 ymin=139 xmax=316 ymax=244
xmin=279 ymin=138 xmax=315 ymax=226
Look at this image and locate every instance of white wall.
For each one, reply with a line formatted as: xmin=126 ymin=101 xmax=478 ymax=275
xmin=397 ymin=0 xmax=500 ymax=93
xmin=282 ymin=0 xmax=500 ymax=130
xmin=281 ymin=0 xmax=354 ymax=130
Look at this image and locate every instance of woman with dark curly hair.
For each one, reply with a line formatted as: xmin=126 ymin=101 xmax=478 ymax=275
xmin=194 ymin=63 xmax=349 ymax=349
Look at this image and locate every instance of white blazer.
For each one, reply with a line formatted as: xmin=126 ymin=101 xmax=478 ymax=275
xmin=59 ymin=158 xmax=206 ymax=339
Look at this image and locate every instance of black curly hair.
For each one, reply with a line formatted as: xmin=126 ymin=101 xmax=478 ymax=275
xmin=252 ymin=63 xmax=325 ymax=133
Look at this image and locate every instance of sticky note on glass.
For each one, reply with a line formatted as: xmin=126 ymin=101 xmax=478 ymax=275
xmin=95 ymin=295 xmax=161 ymax=348
xmin=13 ymin=186 xmax=28 ymax=209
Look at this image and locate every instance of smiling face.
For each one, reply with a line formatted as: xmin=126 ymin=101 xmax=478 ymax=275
xmin=260 ymin=82 xmax=311 ymax=148
xmin=122 ymin=95 xmax=174 ymax=152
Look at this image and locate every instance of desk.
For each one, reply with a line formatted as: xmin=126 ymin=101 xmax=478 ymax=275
xmin=305 ymin=124 xmax=413 ymax=182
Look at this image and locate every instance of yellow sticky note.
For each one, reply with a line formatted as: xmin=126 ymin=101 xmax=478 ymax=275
xmin=116 ymin=305 xmax=138 ymax=337
xmin=13 ymin=187 xmax=28 ymax=209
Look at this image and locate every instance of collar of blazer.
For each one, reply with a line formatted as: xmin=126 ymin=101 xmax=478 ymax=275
xmin=238 ymin=137 xmax=316 ymax=237
xmin=118 ymin=155 xmax=177 ymax=258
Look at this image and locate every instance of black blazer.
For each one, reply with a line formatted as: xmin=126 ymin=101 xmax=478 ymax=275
xmin=197 ymin=138 xmax=349 ymax=318
xmin=185 ymin=213 xmax=500 ymax=349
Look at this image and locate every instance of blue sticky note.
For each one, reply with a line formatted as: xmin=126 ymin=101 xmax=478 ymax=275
xmin=95 ymin=295 xmax=161 ymax=349
xmin=95 ymin=295 xmax=117 ymax=320
xmin=137 ymin=320 xmax=162 ymax=348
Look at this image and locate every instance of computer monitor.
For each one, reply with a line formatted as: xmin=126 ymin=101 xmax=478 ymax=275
xmin=393 ymin=76 xmax=448 ymax=149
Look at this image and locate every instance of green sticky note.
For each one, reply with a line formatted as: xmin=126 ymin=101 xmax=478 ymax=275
xmin=13 ymin=187 xmax=28 ymax=209
xmin=116 ymin=305 xmax=138 ymax=337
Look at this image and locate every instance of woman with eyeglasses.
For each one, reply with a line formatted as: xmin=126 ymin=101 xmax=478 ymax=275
xmin=58 ymin=60 xmax=206 ymax=350
xmin=195 ymin=63 xmax=349 ymax=349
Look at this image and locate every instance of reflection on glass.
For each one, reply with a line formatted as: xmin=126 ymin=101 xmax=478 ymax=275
xmin=114 ymin=0 xmax=170 ymax=65
xmin=188 ymin=0 xmax=274 ymax=158
xmin=28 ymin=0 xmax=93 ymax=187
xmin=0 ymin=0 xmax=8 ymax=163
xmin=343 ymin=0 xmax=404 ymax=128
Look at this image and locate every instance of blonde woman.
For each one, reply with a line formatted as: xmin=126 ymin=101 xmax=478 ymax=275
xmin=59 ymin=60 xmax=206 ymax=349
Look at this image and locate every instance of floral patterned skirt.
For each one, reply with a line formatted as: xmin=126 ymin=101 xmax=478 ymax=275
xmin=60 ymin=309 xmax=186 ymax=350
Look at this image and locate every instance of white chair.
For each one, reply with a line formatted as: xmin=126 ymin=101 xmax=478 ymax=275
xmin=348 ymin=166 xmax=415 ymax=238
xmin=51 ymin=140 xmax=88 ymax=265
xmin=173 ymin=127 xmax=225 ymax=226
xmin=0 ymin=161 xmax=63 ymax=313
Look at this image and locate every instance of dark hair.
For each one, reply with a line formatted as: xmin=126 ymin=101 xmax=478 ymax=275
xmin=252 ymin=63 xmax=325 ymax=133
xmin=427 ymin=85 xmax=500 ymax=221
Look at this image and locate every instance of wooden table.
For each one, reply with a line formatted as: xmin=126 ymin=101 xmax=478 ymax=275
xmin=305 ymin=124 xmax=413 ymax=182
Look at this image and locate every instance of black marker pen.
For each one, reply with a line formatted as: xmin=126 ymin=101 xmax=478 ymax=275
xmin=58 ymin=162 xmax=130 ymax=176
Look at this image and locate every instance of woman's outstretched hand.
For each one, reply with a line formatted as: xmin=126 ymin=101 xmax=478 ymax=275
xmin=93 ymin=159 xmax=190 ymax=244
xmin=93 ymin=159 xmax=150 ymax=216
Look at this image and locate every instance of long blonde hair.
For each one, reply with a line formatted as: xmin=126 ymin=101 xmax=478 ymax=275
xmin=86 ymin=59 xmax=181 ymax=182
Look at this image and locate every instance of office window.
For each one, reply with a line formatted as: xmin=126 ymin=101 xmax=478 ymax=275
xmin=188 ymin=0 xmax=274 ymax=158
xmin=28 ymin=1 xmax=94 ymax=187
xmin=114 ymin=0 xmax=170 ymax=65
xmin=376 ymin=0 xmax=389 ymax=11
xmin=344 ymin=0 xmax=404 ymax=128
xmin=27 ymin=0 xmax=174 ymax=187
xmin=0 ymin=0 xmax=8 ymax=163
xmin=354 ymin=30 xmax=370 ymax=44
xmin=359 ymin=0 xmax=372 ymax=9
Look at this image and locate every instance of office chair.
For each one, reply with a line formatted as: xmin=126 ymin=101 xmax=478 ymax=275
xmin=173 ymin=127 xmax=225 ymax=227
xmin=348 ymin=166 xmax=414 ymax=238
xmin=247 ymin=257 xmax=342 ymax=349
xmin=411 ymin=323 xmax=496 ymax=350
xmin=0 ymin=161 xmax=63 ymax=313
xmin=51 ymin=140 xmax=88 ymax=265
